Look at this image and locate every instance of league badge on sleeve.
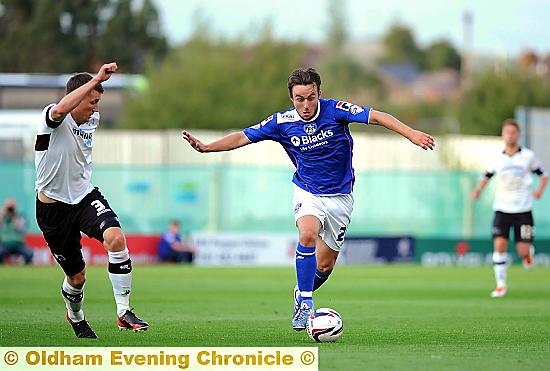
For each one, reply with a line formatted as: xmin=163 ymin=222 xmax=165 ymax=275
xmin=337 ymin=101 xmax=364 ymax=114
xmin=350 ymin=105 xmax=364 ymax=114
xmin=336 ymin=101 xmax=351 ymax=111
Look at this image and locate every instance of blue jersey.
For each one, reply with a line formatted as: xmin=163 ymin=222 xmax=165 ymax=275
xmin=243 ymin=98 xmax=371 ymax=195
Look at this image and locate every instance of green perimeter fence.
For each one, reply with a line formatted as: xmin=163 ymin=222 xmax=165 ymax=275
xmin=2 ymin=161 xmax=549 ymax=239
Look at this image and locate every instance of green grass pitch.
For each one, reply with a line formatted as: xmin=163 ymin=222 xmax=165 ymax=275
xmin=1 ymin=264 xmax=549 ymax=370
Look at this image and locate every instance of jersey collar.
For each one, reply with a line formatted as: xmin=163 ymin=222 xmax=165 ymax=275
xmin=502 ymin=146 xmax=522 ymax=156
xmin=301 ymin=101 xmax=321 ymax=122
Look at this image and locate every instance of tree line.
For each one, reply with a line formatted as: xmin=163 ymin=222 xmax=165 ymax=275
xmin=1 ymin=0 xmax=549 ymax=135
xmin=0 ymin=0 xmax=167 ymax=73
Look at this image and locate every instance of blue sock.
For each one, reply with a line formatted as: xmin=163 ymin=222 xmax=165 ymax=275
xmin=313 ymin=269 xmax=331 ymax=291
xmin=295 ymin=243 xmax=316 ymax=305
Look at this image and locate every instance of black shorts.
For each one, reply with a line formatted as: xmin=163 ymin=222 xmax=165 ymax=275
xmin=492 ymin=211 xmax=534 ymax=243
xmin=36 ymin=187 xmax=121 ymax=276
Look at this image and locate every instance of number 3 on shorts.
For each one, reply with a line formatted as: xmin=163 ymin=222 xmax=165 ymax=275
xmin=337 ymin=226 xmax=347 ymax=242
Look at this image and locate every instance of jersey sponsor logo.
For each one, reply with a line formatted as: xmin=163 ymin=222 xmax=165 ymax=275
xmin=72 ymin=128 xmax=93 ymax=140
xmin=290 ymin=129 xmax=334 ymax=146
xmin=301 ymin=140 xmax=328 ymax=151
xmin=304 ymin=123 xmax=317 ymax=135
xmin=249 ymin=115 xmax=273 ymax=130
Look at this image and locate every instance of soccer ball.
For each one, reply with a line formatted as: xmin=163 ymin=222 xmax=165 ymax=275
xmin=306 ymin=307 xmax=343 ymax=343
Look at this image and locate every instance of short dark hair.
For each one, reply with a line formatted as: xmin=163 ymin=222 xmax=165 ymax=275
xmin=502 ymin=118 xmax=520 ymax=131
xmin=66 ymin=73 xmax=104 ymax=95
xmin=287 ymin=67 xmax=321 ymax=96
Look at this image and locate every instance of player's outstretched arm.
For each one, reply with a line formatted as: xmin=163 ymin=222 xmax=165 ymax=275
xmin=472 ymin=178 xmax=489 ymax=200
xmin=534 ymin=175 xmax=548 ymax=199
xmin=369 ymin=110 xmax=435 ymax=150
xmin=51 ymin=62 xmax=118 ymax=122
xmin=181 ymin=130 xmax=251 ymax=153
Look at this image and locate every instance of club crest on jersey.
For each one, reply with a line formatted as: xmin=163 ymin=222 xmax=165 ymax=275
xmin=304 ymin=123 xmax=317 ymax=135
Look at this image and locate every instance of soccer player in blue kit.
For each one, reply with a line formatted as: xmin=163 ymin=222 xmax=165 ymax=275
xmin=182 ymin=67 xmax=435 ymax=331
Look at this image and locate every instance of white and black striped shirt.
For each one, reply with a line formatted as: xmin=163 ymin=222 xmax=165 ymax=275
xmin=484 ymin=147 xmax=547 ymax=213
xmin=34 ymin=104 xmax=98 ymax=204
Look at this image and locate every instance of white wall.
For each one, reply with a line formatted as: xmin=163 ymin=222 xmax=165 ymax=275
xmin=92 ymin=130 xmax=501 ymax=171
xmin=3 ymin=123 xmax=502 ymax=171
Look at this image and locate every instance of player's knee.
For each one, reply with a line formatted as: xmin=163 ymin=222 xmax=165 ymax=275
xmin=68 ymin=272 xmax=86 ymax=288
xmin=492 ymin=235 xmax=507 ymax=249
xmin=494 ymin=241 xmax=507 ymax=253
xmin=299 ymin=229 xmax=318 ymax=246
xmin=104 ymin=229 xmax=126 ymax=252
xmin=317 ymin=264 xmax=334 ymax=274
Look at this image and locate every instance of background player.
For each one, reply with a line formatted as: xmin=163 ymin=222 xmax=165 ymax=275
xmin=472 ymin=119 xmax=548 ymax=298
xmin=182 ymin=67 xmax=435 ymax=331
xmin=35 ymin=62 xmax=149 ymax=338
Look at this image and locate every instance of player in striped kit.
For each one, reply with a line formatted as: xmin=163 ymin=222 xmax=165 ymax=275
xmin=34 ymin=62 xmax=148 ymax=338
xmin=182 ymin=67 xmax=435 ymax=330
xmin=472 ymin=119 xmax=548 ymax=298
